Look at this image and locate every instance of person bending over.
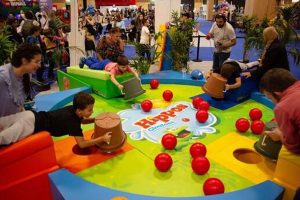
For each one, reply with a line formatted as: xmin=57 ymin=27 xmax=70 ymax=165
xmin=205 ymin=59 xmax=258 ymax=91
xmin=0 ymin=92 xmax=112 ymax=148
xmin=259 ymin=68 xmax=300 ymax=154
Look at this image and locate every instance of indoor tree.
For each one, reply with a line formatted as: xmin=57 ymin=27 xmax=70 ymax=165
xmin=168 ymin=11 xmax=196 ymax=71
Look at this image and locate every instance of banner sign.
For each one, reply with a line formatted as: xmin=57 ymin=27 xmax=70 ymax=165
xmin=95 ymin=0 xmax=136 ymax=6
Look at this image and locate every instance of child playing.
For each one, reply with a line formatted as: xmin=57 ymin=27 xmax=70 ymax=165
xmin=79 ymin=55 xmax=139 ymax=90
xmin=206 ymin=59 xmax=259 ymax=91
xmin=0 ymin=92 xmax=112 ymax=148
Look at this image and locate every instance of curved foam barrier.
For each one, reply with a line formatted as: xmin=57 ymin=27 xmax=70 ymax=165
xmin=141 ymin=70 xmax=206 ymax=86
xmin=250 ymin=91 xmax=274 ymax=109
xmin=49 ymin=169 xmax=284 ymax=200
xmin=34 ymin=86 xmax=92 ymax=112
xmin=0 ymin=131 xmax=59 ymax=200
xmin=224 ymin=76 xmax=258 ymax=103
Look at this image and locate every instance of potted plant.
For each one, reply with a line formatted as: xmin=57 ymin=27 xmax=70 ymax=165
xmin=242 ymin=3 xmax=300 ymax=65
xmin=241 ymin=15 xmax=268 ymax=63
xmin=130 ymin=32 xmax=163 ymax=75
xmin=168 ymin=11 xmax=196 ymax=71
xmin=272 ymin=4 xmax=300 ymax=65
xmin=0 ymin=25 xmax=16 ymax=65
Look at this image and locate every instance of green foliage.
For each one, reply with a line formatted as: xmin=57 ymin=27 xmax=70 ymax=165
xmin=130 ymin=58 xmax=151 ymax=75
xmin=273 ymin=5 xmax=300 ymax=65
xmin=48 ymin=12 xmax=70 ymax=35
xmin=168 ymin=11 xmax=196 ymax=71
xmin=0 ymin=26 xmax=16 ymax=65
xmin=241 ymin=16 xmax=267 ymax=62
xmin=130 ymin=32 xmax=163 ymax=74
xmin=242 ymin=4 xmax=300 ymax=65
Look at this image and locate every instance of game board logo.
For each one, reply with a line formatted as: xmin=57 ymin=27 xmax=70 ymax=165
xmin=134 ymin=103 xmax=188 ymax=129
xmin=118 ymin=102 xmax=217 ymax=143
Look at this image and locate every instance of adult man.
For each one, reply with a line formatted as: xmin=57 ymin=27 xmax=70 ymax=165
xmin=206 ymin=13 xmax=236 ymax=73
xmin=259 ymin=68 xmax=300 ymax=199
xmin=260 ymin=68 xmax=300 ymax=154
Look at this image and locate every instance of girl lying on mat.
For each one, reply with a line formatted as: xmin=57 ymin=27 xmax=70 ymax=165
xmin=79 ymin=55 xmax=140 ymax=90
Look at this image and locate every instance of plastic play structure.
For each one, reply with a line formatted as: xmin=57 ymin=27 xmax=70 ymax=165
xmin=0 ymin=131 xmax=59 ymax=200
xmin=57 ymin=66 xmax=134 ymax=98
xmin=1 ymin=65 xmax=299 ymax=199
xmin=1 ymin=24 xmax=299 ymax=200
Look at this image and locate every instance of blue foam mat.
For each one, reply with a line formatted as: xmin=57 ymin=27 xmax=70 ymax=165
xmin=192 ymin=93 xmax=241 ymax=110
xmin=141 ymin=70 xmax=206 ymax=86
xmin=34 ymin=86 xmax=92 ymax=112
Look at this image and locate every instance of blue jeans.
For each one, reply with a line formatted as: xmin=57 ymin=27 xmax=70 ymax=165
xmin=213 ymin=52 xmax=231 ymax=73
xmin=88 ymin=58 xmax=111 ymax=70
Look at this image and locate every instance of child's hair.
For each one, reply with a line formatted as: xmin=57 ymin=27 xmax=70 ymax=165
xmin=117 ymin=55 xmax=129 ymax=66
xmin=220 ymin=63 xmax=235 ymax=80
xmin=73 ymin=92 xmax=95 ymax=110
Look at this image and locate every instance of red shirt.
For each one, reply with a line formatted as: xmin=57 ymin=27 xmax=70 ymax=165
xmin=105 ymin=62 xmax=133 ymax=76
xmin=275 ymin=81 xmax=300 ymax=154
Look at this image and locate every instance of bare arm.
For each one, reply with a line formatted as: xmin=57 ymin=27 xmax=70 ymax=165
xmin=74 ymin=132 xmax=112 ymax=149
xmin=131 ymin=68 xmax=140 ymax=80
xmin=241 ymin=71 xmax=251 ymax=78
xmin=110 ymin=74 xmax=123 ymax=90
xmin=205 ymin=32 xmax=213 ymax=40
xmin=263 ymin=127 xmax=283 ymax=142
xmin=223 ymin=38 xmax=236 ymax=48
xmin=81 ymin=117 xmax=95 ymax=124
xmin=225 ymin=77 xmax=241 ymax=90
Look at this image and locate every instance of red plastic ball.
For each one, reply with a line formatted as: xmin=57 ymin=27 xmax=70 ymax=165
xmin=150 ymin=79 xmax=159 ymax=89
xmin=191 ymin=156 xmax=210 ymax=175
xmin=190 ymin=142 xmax=207 ymax=158
xmin=198 ymin=101 xmax=210 ymax=111
xmin=251 ymin=120 xmax=265 ymax=135
xmin=154 ymin=153 xmax=173 ymax=172
xmin=235 ymin=118 xmax=250 ymax=132
xmin=196 ymin=110 xmax=209 ymax=123
xmin=162 ymin=90 xmax=173 ymax=101
xmin=141 ymin=100 xmax=153 ymax=112
xmin=192 ymin=97 xmax=203 ymax=109
xmin=249 ymin=108 xmax=263 ymax=121
xmin=161 ymin=134 xmax=177 ymax=150
xmin=203 ymin=178 xmax=225 ymax=195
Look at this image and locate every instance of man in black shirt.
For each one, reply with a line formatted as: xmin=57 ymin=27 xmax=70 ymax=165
xmin=0 ymin=92 xmax=111 ymax=148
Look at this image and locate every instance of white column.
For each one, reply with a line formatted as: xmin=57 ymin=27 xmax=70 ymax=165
xmin=206 ymin=0 xmax=214 ymax=21
xmin=155 ymin=0 xmax=181 ymax=33
xmin=69 ymin=0 xmax=85 ymax=66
